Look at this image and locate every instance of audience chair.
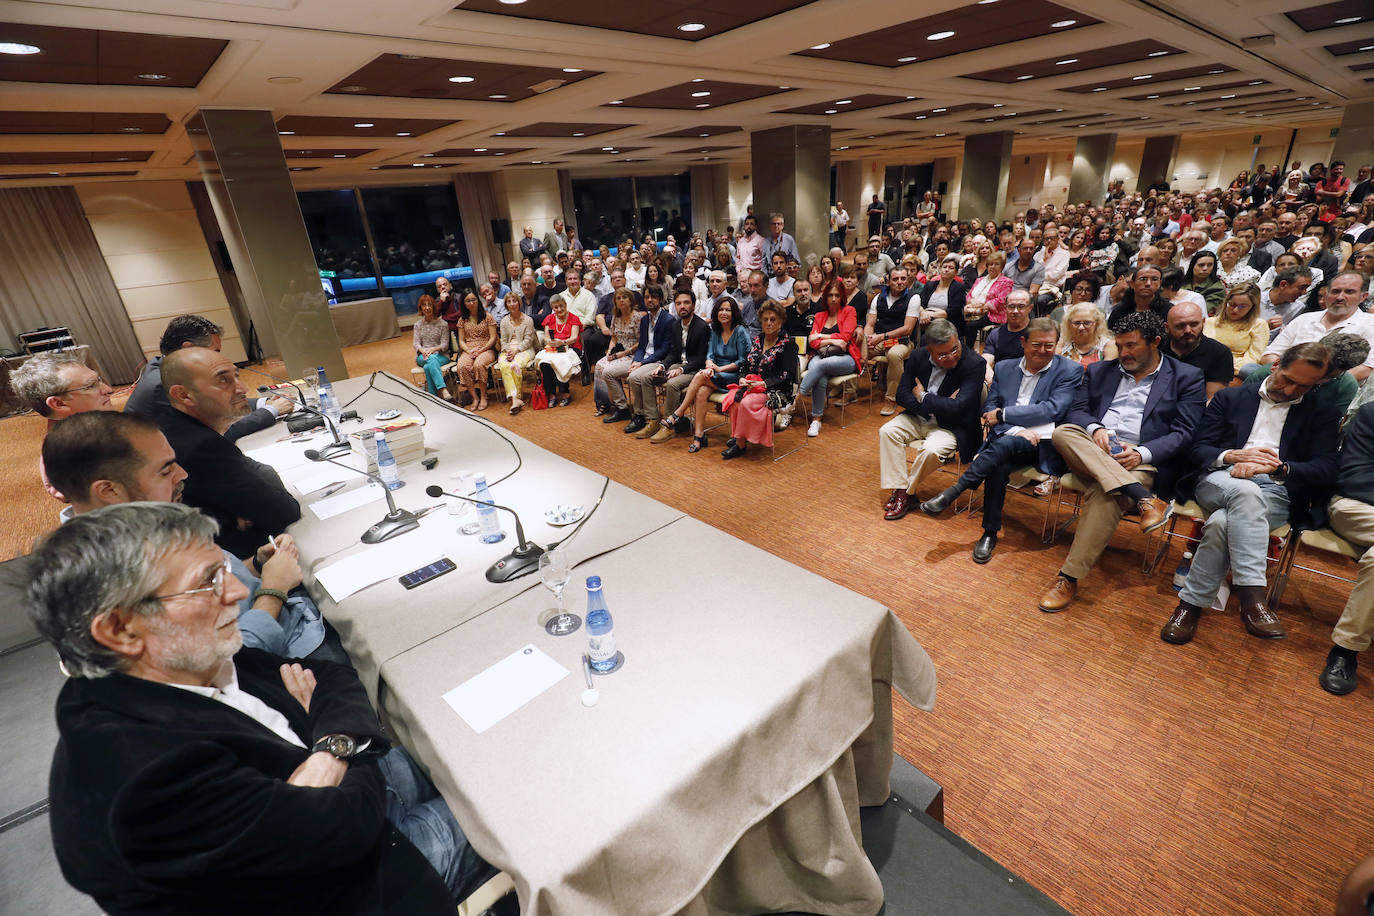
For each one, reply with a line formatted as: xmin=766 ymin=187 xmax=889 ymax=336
xmin=1143 ymin=500 xmax=1292 ymax=604
xmin=1267 ymin=527 xmax=1360 ymax=612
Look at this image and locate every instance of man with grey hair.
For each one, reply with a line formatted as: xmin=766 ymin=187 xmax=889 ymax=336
xmin=28 ymin=502 xmax=495 ymax=913
xmin=762 ymin=212 xmax=799 ymax=266
xmin=10 ymin=349 xmax=115 ymax=500
xmin=704 ymin=268 xmax=736 ymax=322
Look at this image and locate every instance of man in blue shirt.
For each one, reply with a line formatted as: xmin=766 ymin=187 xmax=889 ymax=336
xmin=762 ymin=212 xmax=800 ymax=266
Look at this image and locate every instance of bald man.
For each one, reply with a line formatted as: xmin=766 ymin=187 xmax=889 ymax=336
xmin=158 ymin=347 xmax=300 ymax=556
xmin=1160 ymin=301 xmax=1236 ymax=400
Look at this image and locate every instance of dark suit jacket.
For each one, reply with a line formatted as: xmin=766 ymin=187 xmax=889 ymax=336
xmin=1063 ymin=354 xmax=1207 ymax=499
xmin=125 ymin=356 xmax=278 ymax=444
xmin=894 ymin=344 xmax=987 ymax=461
xmin=159 ymin=408 xmax=301 ymax=557
xmin=985 ymin=355 xmax=1083 ymax=472
xmin=49 ymin=649 xmax=451 ymax=915
xmin=664 ymin=314 xmax=711 ymax=373
xmin=1178 ymin=377 xmax=1343 ymax=525
xmin=518 ymin=236 xmax=546 ymax=261
xmin=633 ymin=308 xmax=677 ymax=365
xmin=916 ymin=279 xmax=967 ymax=341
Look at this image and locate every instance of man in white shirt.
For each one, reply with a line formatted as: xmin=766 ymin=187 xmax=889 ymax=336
xmin=766 ymin=252 xmax=796 ymax=308
xmin=704 ymin=269 xmax=734 ymax=322
xmin=830 ymin=201 xmax=849 ymax=251
xmin=1263 ymin=272 xmax=1374 ymax=382
xmin=553 ymin=269 xmax=597 ymax=327
xmin=681 ymin=258 xmax=710 ymax=316
xmin=1034 ymin=224 xmax=1070 ymax=301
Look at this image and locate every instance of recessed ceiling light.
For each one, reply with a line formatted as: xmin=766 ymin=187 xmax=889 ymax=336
xmin=1248 ymin=80 xmax=1263 ymax=85
xmin=824 ymin=109 xmax=839 ymax=114
xmin=898 ymin=56 xmax=918 ymax=63
xmin=493 ymin=152 xmax=504 ymax=156
xmin=398 ymin=54 xmax=422 ymax=60
xmin=1092 ymin=87 xmax=1108 ymax=92
xmin=474 ymin=148 xmax=487 ymax=152
xmin=1148 ymin=50 xmax=1170 ymax=57
xmin=696 ymin=103 xmax=709 ymax=108
xmin=1016 ymin=74 xmax=1033 ymax=80
xmin=1132 ymin=74 xmax=1152 ymax=80
xmin=1184 ymin=86 xmax=1200 ymax=91
xmin=1146 ymin=94 xmax=1159 ymax=99
xmin=906 ymin=95 xmax=916 ymax=99
xmin=412 ymin=162 xmax=425 ymax=167
xmin=137 ymin=73 xmax=169 ymax=81
xmin=1077 ymin=124 xmax=1086 ymax=127
xmin=48 ymin=171 xmax=60 ymax=175
xmin=1056 ymin=58 xmax=1078 ymax=65
xmin=494 ymin=131 xmax=506 ymax=135
xmin=691 ymin=91 xmax=711 ymax=97
xmin=978 ymin=0 xmax=1000 ymax=4
xmin=0 ymin=42 xmax=41 ymax=55
xmin=531 ymin=160 xmax=542 ymax=164
xmin=993 ymin=103 xmax=1004 ymax=107
xmin=448 ymin=75 xmax=475 ymax=83
xmin=926 ymin=30 xmax=955 ymax=40
xmin=338 ymin=85 xmax=366 ymax=92
xmin=396 ymin=131 xmax=411 ymax=136
xmin=699 ymin=132 xmax=710 ymax=137
xmin=1220 ymin=94 xmax=1236 ymax=99
xmin=1236 ymin=111 xmax=1246 ymax=114
xmin=333 ymin=154 xmax=347 ymax=158
xmin=915 ymin=115 xmax=927 ymax=119
xmin=836 ymin=99 xmax=853 ymax=105
xmin=1051 ymin=19 xmax=1076 ymax=27
xmin=120 ymin=127 xmax=142 ymax=132
xmin=422 ymin=152 xmax=434 ymax=156
xmin=678 ymin=22 xmax=706 ymax=32
xmin=278 ymin=130 xmax=295 ymax=135
xmin=353 ymin=122 xmax=374 ymax=128
xmin=1208 ymin=69 xmax=1225 ymax=74
xmin=608 ymin=99 xmax=623 ymax=105
xmin=779 ymin=86 xmax=791 ymax=90
xmin=267 ymin=75 xmax=303 ymax=84
xmin=1335 ymin=16 xmax=1361 ymax=25
xmin=601 ymin=146 xmax=614 ymax=151
xmin=1054 ymin=108 xmax=1063 ymax=111
xmin=1361 ymin=45 xmax=1374 ymax=51
xmin=810 ymin=42 xmax=832 ymax=50
xmin=571 ymin=132 xmax=585 ymax=137
xmin=488 ymin=94 xmax=508 ymax=99
xmin=935 ymin=132 xmax=946 ymax=136
xmin=562 ymin=68 xmax=582 ymax=73
xmin=499 ymin=0 xmax=527 ymax=4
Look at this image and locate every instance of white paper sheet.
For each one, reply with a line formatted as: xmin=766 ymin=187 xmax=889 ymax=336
xmin=283 ymin=465 xmax=348 ymax=496
xmin=313 ymin=529 xmax=441 ymax=600
xmin=243 ymin=437 xmax=321 ymax=472
xmin=308 ymin=481 xmax=386 ymax=520
xmin=443 ymin=645 xmax=570 ymax=734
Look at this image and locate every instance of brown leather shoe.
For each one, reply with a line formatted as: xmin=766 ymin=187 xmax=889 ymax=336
xmin=1038 ymin=576 xmax=1077 ymax=613
xmin=649 ymin=424 xmax=676 ymax=444
xmin=1235 ymin=585 xmax=1286 ymax=639
xmin=884 ymin=490 xmax=911 ymax=521
xmin=1161 ymin=600 xmax=1203 ymax=645
xmin=634 ymin=421 xmax=658 ymax=439
xmin=1136 ymin=497 xmax=1172 ymax=534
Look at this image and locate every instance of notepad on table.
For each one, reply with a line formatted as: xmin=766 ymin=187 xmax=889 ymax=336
xmin=443 ymin=646 xmax=570 ymax=734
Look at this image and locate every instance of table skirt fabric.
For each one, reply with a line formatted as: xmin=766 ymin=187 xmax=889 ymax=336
xmin=329 ymin=297 xmax=401 ymax=348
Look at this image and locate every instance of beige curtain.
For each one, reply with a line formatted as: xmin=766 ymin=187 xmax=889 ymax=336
xmin=452 ymin=172 xmax=504 ymax=288
xmin=0 ymin=186 xmax=143 ymax=384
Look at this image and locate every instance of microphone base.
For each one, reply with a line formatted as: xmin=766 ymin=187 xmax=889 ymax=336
xmin=485 ymin=543 xmax=545 ymax=583
xmin=310 ymin=441 xmax=352 ymax=461
xmin=362 ymin=509 xmax=421 ymax=544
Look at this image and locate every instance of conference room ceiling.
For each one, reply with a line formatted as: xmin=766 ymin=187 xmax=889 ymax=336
xmin=0 ymin=0 xmax=1365 ymax=186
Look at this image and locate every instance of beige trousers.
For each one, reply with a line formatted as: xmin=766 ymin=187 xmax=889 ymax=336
xmin=1328 ymin=496 xmax=1374 ymax=652
xmin=1052 ymin=424 xmax=1157 ymax=580
xmin=882 ymin=342 xmax=912 ymax=400
xmin=878 ymin=413 xmax=958 ymax=493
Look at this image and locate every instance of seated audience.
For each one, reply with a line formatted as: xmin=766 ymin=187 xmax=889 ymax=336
xmin=1205 ymin=282 xmax=1268 ymax=375
xmin=721 ymin=301 xmax=799 ymax=459
xmin=1249 ymin=331 xmax=1369 ymax=416
xmin=157 ymin=347 xmax=301 ymax=558
xmin=1159 ymin=265 xmax=1207 ymax=312
xmin=1058 ymin=303 xmax=1118 ymax=366
xmin=622 ymin=285 xmax=677 ymax=435
xmin=916 ymin=254 xmax=968 ymax=345
xmin=1106 ymin=265 xmax=1171 ymax=328
xmin=535 ymin=293 xmax=583 ymax=407
xmin=1161 ymin=301 xmax=1236 ymax=400
xmin=1162 ymin=342 xmax=1342 ymax=645
xmin=26 ymin=502 xmax=496 ymax=913
xmin=799 ymin=279 xmax=862 ymax=439
xmin=1183 ymin=250 xmax=1225 ymax=314
xmin=864 ymin=266 xmax=919 ymax=416
xmin=452 ymin=292 xmax=497 ymax=411
xmin=10 ymin=350 xmax=116 ymax=500
xmin=496 ymin=290 xmax=538 ymax=415
xmin=1259 ymin=265 xmax=1314 ymax=340
xmin=666 ymin=298 xmax=750 ymax=453
xmin=649 ymin=289 xmax=713 ymax=443
xmin=964 ymin=250 xmax=1012 ymax=344
xmin=920 ymin=319 xmax=1081 ymax=562
xmin=1264 ymin=271 xmax=1374 ymax=383
xmin=783 ymin=278 xmax=816 ymax=339
xmin=1216 ymin=237 xmax=1261 ymax=289
xmin=1037 ymin=312 xmax=1207 ymax=613
xmin=595 ymin=287 xmax=642 ymax=421
xmin=879 ymin=319 xmax=987 ymax=520
xmin=983 ymin=289 xmax=1034 ymax=369
xmin=412 ymin=294 xmax=452 ymax=399
xmin=435 ymin=275 xmax=459 ymax=328
xmin=1321 ymin=401 xmax=1374 ymax=694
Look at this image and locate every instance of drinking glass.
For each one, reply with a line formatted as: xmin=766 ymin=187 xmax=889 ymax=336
xmin=539 ymin=548 xmax=580 ymax=636
xmin=454 ymin=472 xmax=481 ymax=536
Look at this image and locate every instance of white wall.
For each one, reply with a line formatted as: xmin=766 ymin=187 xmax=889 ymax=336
xmin=491 ymin=168 xmax=563 ymax=253
xmin=75 ymin=181 xmax=244 ymax=363
xmin=726 ymin=162 xmax=752 ymax=228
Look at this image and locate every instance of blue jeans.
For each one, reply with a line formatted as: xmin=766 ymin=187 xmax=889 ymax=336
xmin=800 ymin=354 xmax=857 ymax=418
xmin=377 ymin=747 xmax=497 ymax=902
xmin=415 ymin=352 xmax=448 ymax=395
xmin=1179 ymin=469 xmax=1289 ymax=607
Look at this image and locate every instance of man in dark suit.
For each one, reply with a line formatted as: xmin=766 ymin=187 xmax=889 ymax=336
xmin=1037 ymin=311 xmax=1207 ymax=613
xmin=26 ymin=502 xmax=495 ymax=914
xmin=650 ymin=288 xmax=713 ymax=443
xmin=623 ymin=284 xmax=679 ymax=435
xmin=158 ymin=347 xmax=301 ymax=558
xmin=879 ymin=319 xmax=990 ymax=521
xmin=518 ymin=224 xmax=546 ymax=262
xmin=1320 ymin=402 xmax=1374 ymax=694
xmin=920 ymin=319 xmax=1082 ymax=562
xmin=1162 ymin=342 xmax=1342 ymax=645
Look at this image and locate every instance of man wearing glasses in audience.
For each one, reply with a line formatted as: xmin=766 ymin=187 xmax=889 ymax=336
xmin=10 ymin=350 xmax=116 ymax=501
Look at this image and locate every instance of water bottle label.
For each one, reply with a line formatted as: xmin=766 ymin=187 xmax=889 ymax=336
xmin=588 ymin=631 xmax=616 ymax=662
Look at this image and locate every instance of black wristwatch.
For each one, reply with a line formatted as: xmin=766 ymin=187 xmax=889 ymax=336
xmin=311 ymin=734 xmax=373 ymax=759
xmin=997 ymin=408 xmax=1005 ymax=424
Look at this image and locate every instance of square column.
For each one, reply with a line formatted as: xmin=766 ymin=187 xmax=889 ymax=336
xmin=1136 ymin=135 xmax=1180 ymax=195
xmin=751 ymin=125 xmax=831 ymax=264
xmin=957 ymin=131 xmax=1012 ymax=222
xmin=1067 ymin=133 xmax=1117 ymax=206
xmin=190 ymin=108 xmax=346 ymax=380
xmin=1331 ymin=102 xmax=1374 ymax=176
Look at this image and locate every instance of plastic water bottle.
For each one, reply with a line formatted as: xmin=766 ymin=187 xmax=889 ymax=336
xmin=316 ymin=366 xmax=336 ymax=405
xmin=1107 ymin=432 xmax=1125 ymax=456
xmin=473 ymin=474 xmax=504 ymax=543
xmin=318 ymin=387 xmax=342 ymax=431
xmin=359 ymin=429 xmax=378 ymax=476
xmin=376 ymin=432 xmax=403 ymax=490
xmin=585 ymin=576 xmax=617 ymax=672
xmin=1172 ymin=551 xmax=1193 ymax=590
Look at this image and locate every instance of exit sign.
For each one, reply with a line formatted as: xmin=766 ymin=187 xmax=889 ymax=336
xmin=1330 ymin=127 xmax=1340 ymax=139
xmin=1252 ymin=134 xmax=1262 ymax=144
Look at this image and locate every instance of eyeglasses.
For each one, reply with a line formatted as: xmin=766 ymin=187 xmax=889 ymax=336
xmin=1070 ymin=320 xmax=1097 ymax=328
xmin=150 ymin=561 xmax=229 ymax=604
xmin=60 ymin=376 xmax=106 ymax=396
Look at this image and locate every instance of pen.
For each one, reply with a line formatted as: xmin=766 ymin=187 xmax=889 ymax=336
xmin=268 ymin=535 xmax=278 ymax=550
xmin=317 ymin=483 xmax=346 ymax=499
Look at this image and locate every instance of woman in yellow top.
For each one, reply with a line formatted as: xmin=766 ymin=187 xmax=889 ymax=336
xmin=1203 ymin=282 xmax=1267 ymax=377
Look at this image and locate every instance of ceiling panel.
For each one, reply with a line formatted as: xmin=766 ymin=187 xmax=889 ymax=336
xmin=1062 ymin=63 xmax=1236 ymax=93
xmin=965 ymin=107 xmax=1056 ymax=123
xmin=0 ymin=22 xmax=226 ymax=87
xmin=567 ymin=146 xmax=647 ymax=155
xmin=891 ymin=102 xmax=995 ymax=121
xmin=795 ymin=0 xmax=1097 ymax=68
xmin=326 ymin=54 xmax=598 ymax=101
xmin=776 ymin=93 xmax=912 ymax=115
xmin=610 ymin=80 xmax=791 ymax=110
xmin=0 ymin=150 xmax=151 ymax=164
xmin=498 ymin=122 xmax=624 ymax=137
xmin=0 ymin=111 xmax=172 ymax=134
xmin=455 ymin=0 xmax=813 ymax=41
xmin=1285 ymin=1 xmax=1369 ymax=32
xmin=370 ymin=163 xmax=452 ymax=170
xmin=1123 ymin=78 xmax=1269 ymax=101
xmin=966 ymin=39 xmax=1180 ymax=83
xmin=284 ymin=148 xmax=375 ymax=159
xmin=650 ymin=124 xmax=743 ymax=138
xmin=1 ymin=170 xmax=139 ymax=179
xmin=1325 ymin=37 xmax=1374 ymax=54
xmin=671 ymin=144 xmax=744 ymax=153
xmin=433 ymin=147 xmax=534 ymax=158
xmin=274 ymin=115 xmax=458 ymax=137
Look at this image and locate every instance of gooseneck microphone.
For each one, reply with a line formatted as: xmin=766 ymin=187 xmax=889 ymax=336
xmin=240 ymin=365 xmax=349 ymax=461
xmin=425 ymin=484 xmax=545 ymax=582
xmin=305 ymin=449 xmax=420 ymax=543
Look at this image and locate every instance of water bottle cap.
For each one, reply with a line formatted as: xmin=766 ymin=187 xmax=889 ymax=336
xmin=317 ymin=388 xmax=327 ymax=395
xmin=376 ymin=431 xmax=386 ymax=440
xmin=585 ymin=575 xmax=601 ymax=589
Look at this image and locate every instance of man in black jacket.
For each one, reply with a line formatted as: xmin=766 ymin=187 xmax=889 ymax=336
xmin=1162 ymin=341 xmax=1343 ymax=645
xmin=650 ymin=289 xmax=712 ymax=443
xmin=27 ymin=502 xmax=495 ymax=914
xmin=878 ymin=319 xmax=986 ymax=520
xmin=158 ymin=347 xmax=301 ymax=558
xmin=1321 ymin=402 xmax=1374 ymax=694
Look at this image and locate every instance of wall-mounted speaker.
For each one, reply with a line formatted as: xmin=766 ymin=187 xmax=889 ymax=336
xmin=490 ymin=218 xmax=512 ymax=244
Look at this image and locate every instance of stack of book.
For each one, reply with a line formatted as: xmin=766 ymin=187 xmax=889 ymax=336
xmin=347 ymin=418 xmax=425 ymax=470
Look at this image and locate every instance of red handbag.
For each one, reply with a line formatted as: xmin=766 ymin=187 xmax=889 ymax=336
xmin=529 ymin=383 xmax=549 ymax=410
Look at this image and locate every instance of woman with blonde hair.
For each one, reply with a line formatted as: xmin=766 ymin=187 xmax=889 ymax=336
xmin=1204 ymin=282 xmax=1268 ymax=376
xmin=1216 ymin=237 xmax=1260 ymax=289
xmin=1058 ymin=303 xmax=1117 ymax=367
xmin=494 ymin=290 xmax=537 ymax=414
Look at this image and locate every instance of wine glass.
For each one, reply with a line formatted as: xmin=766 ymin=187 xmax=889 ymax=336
xmin=539 ymin=548 xmax=580 ymax=636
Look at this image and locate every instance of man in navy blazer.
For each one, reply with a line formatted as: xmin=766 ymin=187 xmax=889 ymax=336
xmin=1162 ymin=341 xmax=1343 ymax=645
xmin=621 ymin=283 xmax=679 ymax=433
xmin=920 ymin=318 xmax=1082 ymax=562
xmin=879 ymin=318 xmax=986 ymax=520
xmin=649 ymin=288 xmax=714 ymax=443
xmin=1038 ymin=311 xmax=1207 ymax=613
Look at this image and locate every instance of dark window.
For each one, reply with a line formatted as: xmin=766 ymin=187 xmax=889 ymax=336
xmin=360 ymin=185 xmax=470 ymax=315
xmin=298 ymin=189 xmax=378 ymax=303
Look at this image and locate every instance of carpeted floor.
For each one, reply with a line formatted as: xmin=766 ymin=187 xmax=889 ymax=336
xmin=5 ymin=335 xmax=1369 ymax=916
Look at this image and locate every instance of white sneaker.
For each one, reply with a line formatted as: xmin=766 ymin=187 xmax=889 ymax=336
xmin=775 ymin=413 xmax=791 ymax=431
xmin=807 ymin=419 xmax=822 ymax=438
xmin=880 ymin=400 xmax=896 ymax=416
